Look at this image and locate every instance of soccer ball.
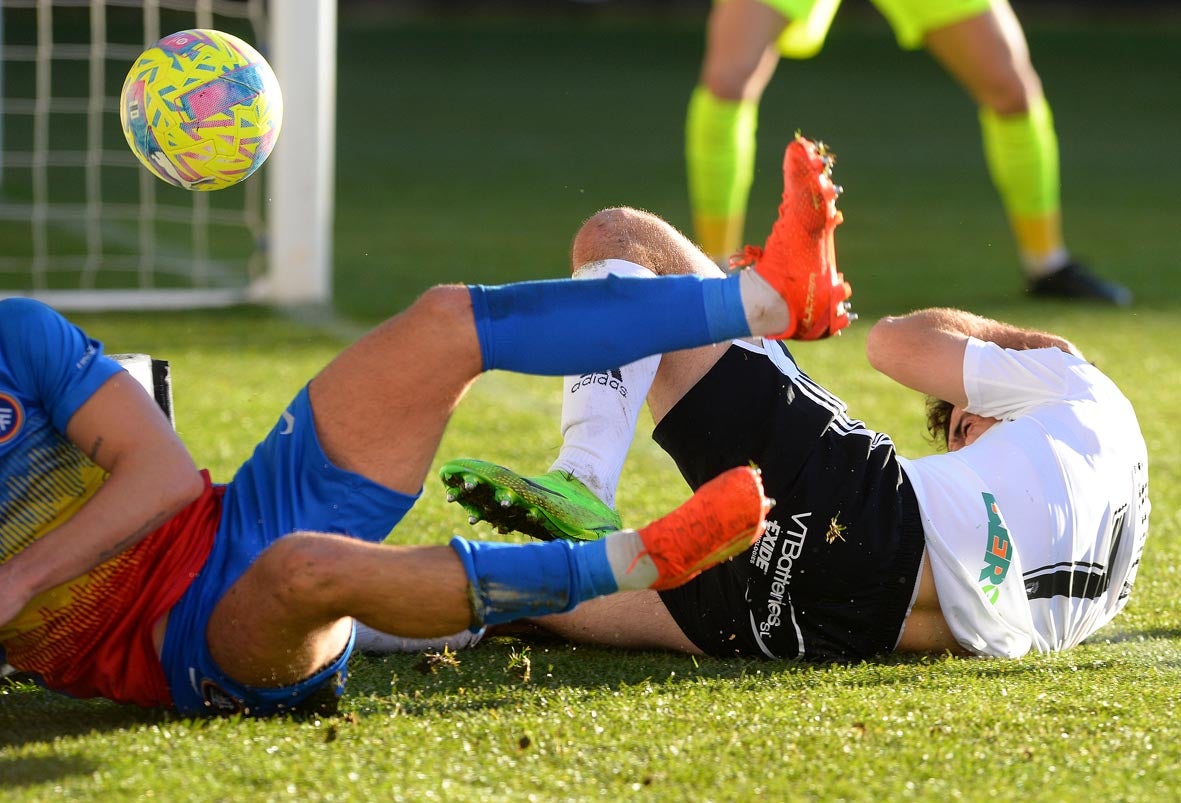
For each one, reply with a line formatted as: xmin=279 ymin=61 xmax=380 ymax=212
xmin=119 ymin=29 xmax=283 ymax=191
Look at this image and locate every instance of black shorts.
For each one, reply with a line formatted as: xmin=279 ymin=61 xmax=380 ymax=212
xmin=654 ymin=341 xmax=925 ymax=662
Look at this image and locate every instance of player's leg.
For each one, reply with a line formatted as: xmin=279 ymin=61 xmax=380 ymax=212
xmin=689 ymin=0 xmax=785 ymax=263
xmin=915 ymin=0 xmax=1130 ymax=303
xmin=441 ymin=211 xmax=744 ymax=539
xmin=442 ymin=140 xmax=850 ymax=537
xmin=508 ymin=591 xmax=705 ymax=654
xmin=567 ymin=208 xmax=749 ymax=424
xmin=205 ymin=465 xmax=770 ymax=688
xmin=308 ymin=259 xmax=795 ymax=502
xmin=321 ymin=141 xmax=845 ymax=507
xmin=206 ymin=537 xmax=471 ymax=687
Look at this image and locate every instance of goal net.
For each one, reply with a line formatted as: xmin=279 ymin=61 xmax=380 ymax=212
xmin=0 ymin=0 xmax=335 ymax=310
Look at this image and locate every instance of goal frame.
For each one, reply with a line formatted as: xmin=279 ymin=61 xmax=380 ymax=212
xmin=0 ymin=0 xmax=336 ymax=311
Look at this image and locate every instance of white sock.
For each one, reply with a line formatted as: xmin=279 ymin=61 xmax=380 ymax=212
xmin=739 ymin=270 xmax=791 ymax=335
xmin=552 ymin=259 xmax=660 ymax=508
xmin=1022 ymin=248 xmax=1071 ymax=278
xmin=353 ymin=622 xmax=485 ymax=654
xmin=605 ymin=529 xmax=658 ymax=590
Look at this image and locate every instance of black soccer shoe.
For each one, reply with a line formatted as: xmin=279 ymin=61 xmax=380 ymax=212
xmin=1027 ymin=262 xmax=1132 ymax=307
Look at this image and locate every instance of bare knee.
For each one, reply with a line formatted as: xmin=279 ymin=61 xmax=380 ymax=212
xmin=401 ymin=283 xmax=483 ymax=371
xmin=925 ymin=10 xmax=1042 ymax=114
xmin=572 ymin=207 xmax=646 ymax=265
xmin=699 ymin=0 xmax=782 ymax=100
xmin=571 ymin=207 xmax=720 ymax=278
xmin=701 ymin=43 xmax=778 ymax=101
xmin=253 ymin=533 xmax=353 ymax=613
xmin=975 ymin=61 xmax=1041 ymax=114
xmin=410 ymin=283 xmax=474 ymax=330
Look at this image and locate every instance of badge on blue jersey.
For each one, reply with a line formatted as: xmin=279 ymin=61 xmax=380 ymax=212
xmin=0 ymin=392 xmax=24 ymax=444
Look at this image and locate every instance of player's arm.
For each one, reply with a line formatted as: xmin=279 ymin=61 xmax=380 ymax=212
xmin=865 ymin=307 xmax=1082 ymax=404
xmin=0 ymin=372 xmax=204 ymax=627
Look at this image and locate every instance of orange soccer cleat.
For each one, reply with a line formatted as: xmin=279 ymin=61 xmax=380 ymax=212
xmin=635 ymin=465 xmax=773 ymax=591
xmin=731 ymin=134 xmax=853 ymax=340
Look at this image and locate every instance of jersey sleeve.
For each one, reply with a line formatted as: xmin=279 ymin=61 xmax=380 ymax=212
xmin=961 ymin=336 xmax=1091 ymax=420
xmin=0 ymin=298 xmax=123 ymax=433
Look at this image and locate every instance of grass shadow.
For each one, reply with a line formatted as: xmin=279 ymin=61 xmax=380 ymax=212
xmin=0 ymin=683 xmax=169 ymax=750
xmin=0 ymin=754 xmax=98 ymax=788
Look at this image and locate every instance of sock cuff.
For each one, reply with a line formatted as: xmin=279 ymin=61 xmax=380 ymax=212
xmin=466 ymin=285 xmax=494 ymax=372
xmin=449 ymin=536 xmax=617 ymax=628
xmin=701 ymin=273 xmax=752 ymax=342
xmin=448 ymin=535 xmax=486 ymax=632
xmin=573 ymin=259 xmax=658 ymax=280
xmin=979 ymin=95 xmax=1053 ymax=131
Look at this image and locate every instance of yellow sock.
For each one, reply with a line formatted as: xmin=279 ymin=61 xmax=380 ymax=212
xmin=979 ymin=97 xmax=1067 ymax=273
xmin=686 ymin=85 xmax=759 ymax=262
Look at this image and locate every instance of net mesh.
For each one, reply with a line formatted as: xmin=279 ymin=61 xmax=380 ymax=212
xmin=0 ymin=0 xmax=271 ymax=308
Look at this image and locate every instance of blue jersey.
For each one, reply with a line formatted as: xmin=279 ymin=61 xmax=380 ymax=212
xmin=0 ymin=298 xmax=223 ymax=705
xmin=0 ymin=298 xmax=123 ymax=567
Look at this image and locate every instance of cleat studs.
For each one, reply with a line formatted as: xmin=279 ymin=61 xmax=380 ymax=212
xmin=468 ymin=515 xmax=480 ymax=525
xmin=833 ymin=184 xmax=844 ymax=196
xmin=446 ymin=492 xmax=457 ymax=503
xmin=463 ymin=480 xmax=477 ymax=491
xmin=526 ymin=509 xmax=541 ymax=522
xmin=500 ymin=498 xmax=512 ymax=508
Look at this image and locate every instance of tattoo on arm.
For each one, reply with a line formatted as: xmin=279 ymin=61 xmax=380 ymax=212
xmin=94 ymin=509 xmax=174 ymax=564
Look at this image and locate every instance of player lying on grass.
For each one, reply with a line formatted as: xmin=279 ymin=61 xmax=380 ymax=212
xmin=443 ymin=137 xmax=1151 ymax=661
xmin=0 ymin=135 xmax=860 ymax=717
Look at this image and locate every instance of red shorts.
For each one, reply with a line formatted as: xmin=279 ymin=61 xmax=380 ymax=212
xmin=3 ymin=472 xmax=222 ymax=707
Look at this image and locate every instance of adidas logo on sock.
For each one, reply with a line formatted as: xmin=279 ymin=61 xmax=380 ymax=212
xmin=570 ymin=368 xmax=628 ymax=397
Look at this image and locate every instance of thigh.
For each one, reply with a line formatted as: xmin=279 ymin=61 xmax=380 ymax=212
xmin=870 ymin=0 xmax=993 ymax=50
xmin=919 ymin=0 xmax=1039 ymax=111
xmin=702 ymin=0 xmax=789 ymax=98
xmin=647 ymin=340 xmax=737 ymax=424
xmin=228 ymin=385 xmax=420 ymax=546
xmin=531 ymin=591 xmax=703 ymax=654
xmin=161 ymin=532 xmax=357 ymax=716
xmin=160 ymin=388 xmax=419 ymax=714
xmin=652 ymin=339 xmax=838 ymax=490
xmin=309 ymin=285 xmax=482 ymax=496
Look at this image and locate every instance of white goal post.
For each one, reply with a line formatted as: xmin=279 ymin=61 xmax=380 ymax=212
xmin=0 ymin=0 xmax=335 ymax=310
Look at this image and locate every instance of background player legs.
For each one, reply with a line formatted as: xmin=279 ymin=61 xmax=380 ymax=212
xmin=688 ymin=0 xmax=1130 ymax=301
xmin=921 ymin=2 xmax=1065 ymax=279
xmin=922 ymin=2 xmax=1129 ymax=302
xmin=688 ymin=0 xmax=785 ymax=262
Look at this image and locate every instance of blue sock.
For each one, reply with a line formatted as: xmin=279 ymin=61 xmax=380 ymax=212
xmin=469 ymin=273 xmax=750 ymax=374
xmin=449 ymin=536 xmax=619 ymax=628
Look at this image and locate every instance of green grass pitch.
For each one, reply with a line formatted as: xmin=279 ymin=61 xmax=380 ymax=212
xmin=3 ymin=7 xmax=1181 ymax=800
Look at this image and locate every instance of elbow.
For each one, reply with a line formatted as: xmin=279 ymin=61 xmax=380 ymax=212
xmin=162 ymin=458 xmax=205 ymax=515
xmin=865 ymin=316 xmax=902 ymax=373
xmin=176 ymin=467 xmax=206 ymax=508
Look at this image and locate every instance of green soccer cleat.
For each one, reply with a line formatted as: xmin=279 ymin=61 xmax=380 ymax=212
xmin=439 ymin=458 xmax=622 ymax=542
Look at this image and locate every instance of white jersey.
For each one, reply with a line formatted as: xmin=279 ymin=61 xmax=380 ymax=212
xmin=899 ymin=338 xmax=1149 ymax=657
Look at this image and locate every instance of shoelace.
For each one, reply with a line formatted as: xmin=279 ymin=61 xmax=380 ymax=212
xmin=728 ymin=244 xmax=764 ymax=271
